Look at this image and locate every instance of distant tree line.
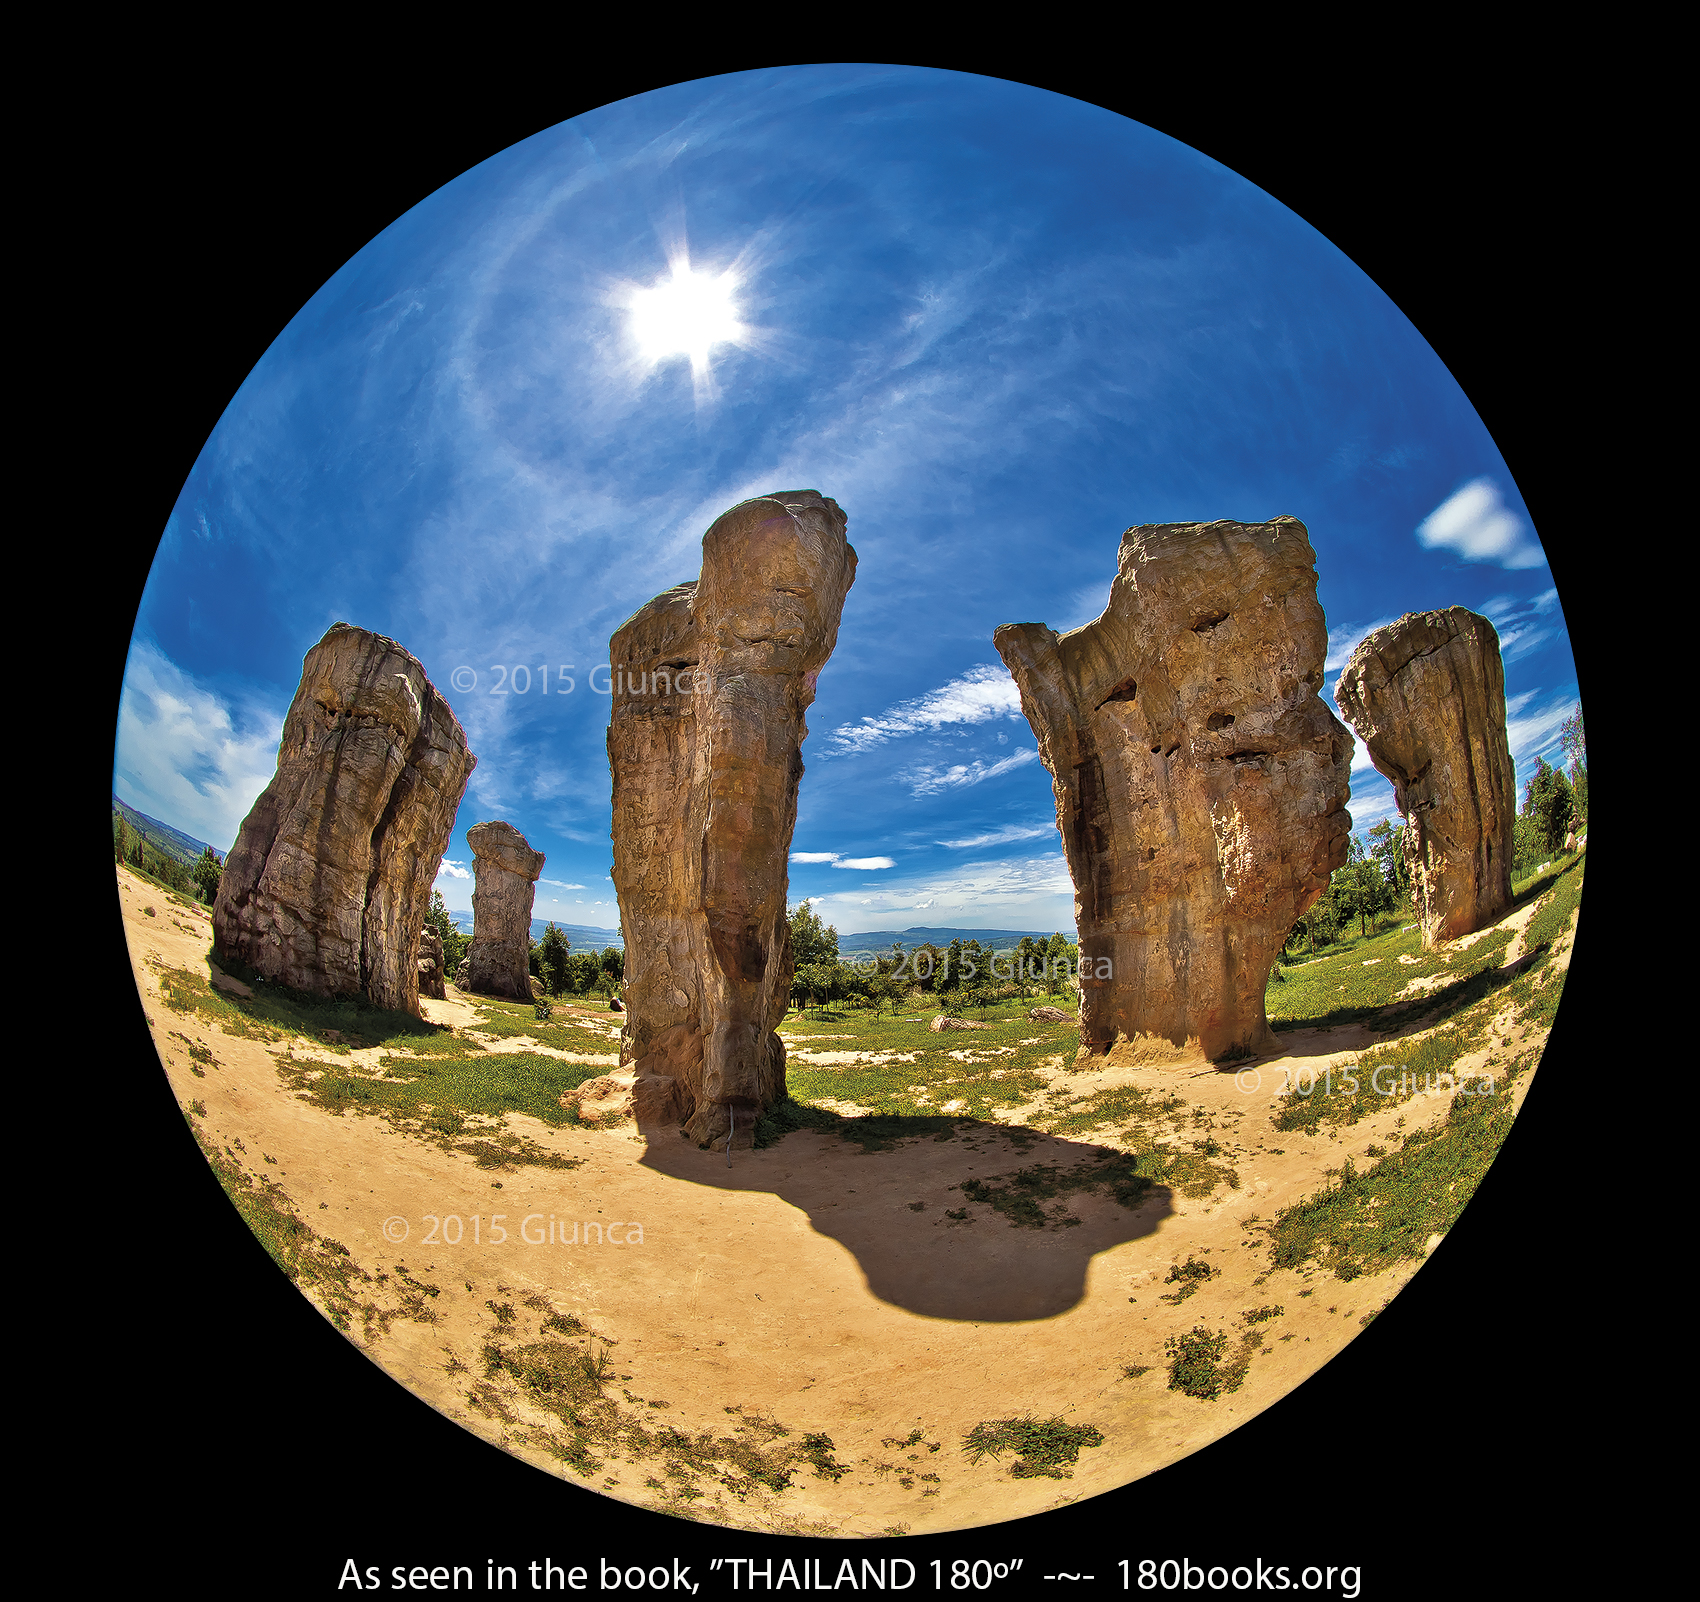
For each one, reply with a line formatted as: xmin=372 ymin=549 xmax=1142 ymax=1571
xmin=527 ymin=921 xmax=625 ymax=1000
xmin=114 ymin=810 xmax=224 ymax=904
xmin=785 ymin=901 xmax=1080 ymax=1019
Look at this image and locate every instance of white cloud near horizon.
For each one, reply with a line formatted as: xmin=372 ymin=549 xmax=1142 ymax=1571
xmin=1416 ymin=479 xmax=1545 ymax=569
xmin=824 ymin=664 xmax=1022 ymax=756
xmin=114 ymin=642 xmax=284 ymax=854
xmin=436 ymin=860 xmax=471 ymax=881
xmin=901 ymin=747 xmax=1040 ymax=797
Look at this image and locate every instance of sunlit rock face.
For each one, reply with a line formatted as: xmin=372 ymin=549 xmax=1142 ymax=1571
xmin=994 ymin=518 xmax=1352 ymax=1061
xmin=213 ymin=623 xmax=475 ymax=1015
xmin=608 ymin=491 xmax=856 ymax=1147
xmin=464 ymin=822 xmax=545 ymax=999
xmin=1334 ymin=608 xmax=1514 ymax=947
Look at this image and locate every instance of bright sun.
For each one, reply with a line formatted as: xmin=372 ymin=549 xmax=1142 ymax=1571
xmin=628 ymin=262 xmax=744 ymax=370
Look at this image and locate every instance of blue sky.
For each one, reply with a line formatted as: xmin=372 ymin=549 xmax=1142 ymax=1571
xmin=114 ymin=66 xmax=1577 ymax=937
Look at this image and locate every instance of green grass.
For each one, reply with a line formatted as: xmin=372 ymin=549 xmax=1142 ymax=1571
xmin=276 ymin=1050 xmax=597 ymax=1170
xmin=961 ymin=1415 xmax=1105 ymax=1479
xmin=156 ymin=960 xmax=468 ymax=1054
xmin=1163 ymin=1325 xmax=1263 ymax=1400
xmin=1268 ymin=1050 xmax=1537 ymax=1282
xmin=465 ymin=996 xmax=624 ymax=1055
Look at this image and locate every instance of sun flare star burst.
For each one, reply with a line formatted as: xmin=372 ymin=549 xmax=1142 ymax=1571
xmin=628 ymin=262 xmax=744 ymax=371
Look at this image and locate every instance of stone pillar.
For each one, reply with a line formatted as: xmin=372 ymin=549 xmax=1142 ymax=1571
xmin=464 ymin=822 xmax=544 ymax=999
xmin=994 ymin=517 xmax=1352 ymax=1062
xmin=1334 ymin=608 xmax=1515 ymax=946
xmin=608 ymin=490 xmax=857 ymax=1147
xmin=417 ymin=926 xmax=446 ymax=1000
xmin=212 ymin=622 xmax=475 ymax=1015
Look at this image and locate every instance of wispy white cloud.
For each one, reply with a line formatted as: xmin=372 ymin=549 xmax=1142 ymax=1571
xmin=113 ymin=642 xmax=285 ymax=853
xmin=901 ymin=747 xmax=1040 ymax=797
xmin=936 ymin=821 xmax=1057 ymax=849
xmin=788 ymin=851 xmax=897 ymax=870
xmin=541 ymin=878 xmax=585 ymax=888
xmin=824 ymin=664 xmax=1022 ymax=756
xmin=1416 ymin=479 xmax=1545 ymax=569
xmin=436 ymin=860 xmax=472 ymax=881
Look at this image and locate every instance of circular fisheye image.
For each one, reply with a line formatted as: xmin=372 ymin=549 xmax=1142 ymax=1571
xmin=114 ymin=66 xmax=1584 ymax=1538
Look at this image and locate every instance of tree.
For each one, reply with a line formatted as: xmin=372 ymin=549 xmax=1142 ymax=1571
xmin=1014 ymin=936 xmax=1038 ymax=998
xmin=1045 ymin=932 xmax=1071 ymax=996
xmin=1521 ymin=757 xmax=1574 ymax=858
xmin=1560 ymin=708 xmax=1587 ymax=829
xmin=114 ymin=813 xmax=130 ymax=865
xmin=1366 ymin=817 xmax=1410 ymax=901
xmin=537 ymin=923 xmax=571 ymax=996
xmin=788 ymin=900 xmax=839 ymax=970
xmin=1335 ymin=834 xmax=1394 ymax=938
xmin=193 ymin=846 xmax=223 ymax=905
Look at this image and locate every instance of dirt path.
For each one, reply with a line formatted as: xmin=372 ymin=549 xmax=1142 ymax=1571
xmin=121 ymin=865 xmax=1550 ymax=1536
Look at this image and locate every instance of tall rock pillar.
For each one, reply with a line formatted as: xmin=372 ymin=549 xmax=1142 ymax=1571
xmin=212 ymin=623 xmax=475 ymax=1015
xmin=608 ymin=490 xmax=856 ymax=1147
xmin=1334 ymin=607 xmax=1515 ymax=946
xmin=994 ymin=517 xmax=1352 ymax=1061
xmin=464 ymin=822 xmax=545 ymax=999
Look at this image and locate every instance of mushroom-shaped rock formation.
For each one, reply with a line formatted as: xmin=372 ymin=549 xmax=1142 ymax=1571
xmin=608 ymin=490 xmax=856 ymax=1148
xmin=212 ymin=623 xmax=475 ymax=1015
xmin=464 ymin=822 xmax=545 ymax=1000
xmin=1333 ymin=607 xmax=1515 ymax=946
xmin=994 ymin=517 xmax=1352 ymax=1062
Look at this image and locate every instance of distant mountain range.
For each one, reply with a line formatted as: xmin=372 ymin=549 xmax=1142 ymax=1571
xmin=112 ymin=795 xmax=221 ymax=868
xmin=442 ymin=913 xmax=625 ymax=951
xmin=836 ymin=926 xmax=1075 ymax=954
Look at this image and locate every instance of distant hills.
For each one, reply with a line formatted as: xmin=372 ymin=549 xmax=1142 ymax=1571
xmin=442 ymin=912 xmax=625 ymax=951
xmin=112 ymin=795 xmax=221 ymax=868
xmin=434 ymin=919 xmax=1068 ymax=956
xmin=837 ymin=926 xmax=1075 ymax=954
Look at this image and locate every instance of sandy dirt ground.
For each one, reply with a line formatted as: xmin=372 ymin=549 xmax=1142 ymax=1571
xmin=121 ymin=865 xmax=1562 ymax=1536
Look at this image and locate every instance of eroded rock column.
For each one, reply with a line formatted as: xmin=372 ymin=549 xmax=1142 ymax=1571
xmin=1334 ymin=607 xmax=1514 ymax=946
xmin=212 ymin=622 xmax=475 ymax=1015
xmin=464 ymin=822 xmax=544 ymax=999
xmin=609 ymin=490 xmax=856 ymax=1147
xmin=417 ymin=927 xmax=446 ymax=1000
xmin=994 ymin=517 xmax=1351 ymax=1061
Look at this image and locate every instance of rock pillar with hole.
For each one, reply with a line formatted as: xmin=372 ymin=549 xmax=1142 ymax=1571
xmin=1333 ymin=607 xmax=1515 ymax=947
xmin=608 ymin=491 xmax=857 ymax=1147
xmin=994 ymin=518 xmax=1352 ymax=1061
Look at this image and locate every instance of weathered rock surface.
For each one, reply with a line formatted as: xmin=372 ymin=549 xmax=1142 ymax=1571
xmin=1334 ymin=608 xmax=1515 ymax=947
xmin=608 ymin=491 xmax=857 ymax=1147
xmin=1027 ymin=1005 xmax=1075 ymax=1024
xmin=417 ymin=927 xmax=446 ymax=1000
xmin=929 ymin=1015 xmax=987 ymax=1032
xmin=213 ymin=623 xmax=474 ymax=1015
xmin=994 ymin=518 xmax=1352 ymax=1061
xmin=463 ymin=822 xmax=545 ymax=999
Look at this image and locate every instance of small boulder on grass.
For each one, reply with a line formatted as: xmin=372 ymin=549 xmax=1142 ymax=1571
xmin=929 ymin=1015 xmax=987 ymax=1032
xmin=1028 ymin=1005 xmax=1075 ymax=1023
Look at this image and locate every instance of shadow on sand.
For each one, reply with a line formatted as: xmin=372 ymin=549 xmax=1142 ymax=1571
xmin=638 ymin=1116 xmax=1173 ymax=1323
